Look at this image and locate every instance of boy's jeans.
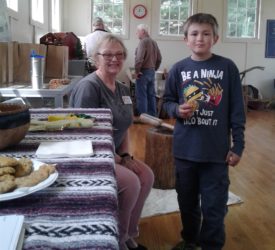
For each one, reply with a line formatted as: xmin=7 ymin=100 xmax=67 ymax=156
xmin=175 ymin=158 xmax=229 ymax=250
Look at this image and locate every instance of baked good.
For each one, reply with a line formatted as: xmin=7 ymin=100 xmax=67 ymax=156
xmin=0 ymin=167 xmax=16 ymax=176
xmin=49 ymin=78 xmax=70 ymax=89
xmin=0 ymin=174 xmax=15 ymax=182
xmin=15 ymin=164 xmax=56 ymax=188
xmin=188 ymin=100 xmax=199 ymax=112
xmin=14 ymin=158 xmax=33 ymax=177
xmin=0 ymin=180 xmax=16 ymax=194
xmin=0 ymin=156 xmax=19 ymax=168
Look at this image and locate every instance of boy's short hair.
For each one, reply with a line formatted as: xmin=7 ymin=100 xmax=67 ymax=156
xmin=183 ymin=13 xmax=219 ymax=37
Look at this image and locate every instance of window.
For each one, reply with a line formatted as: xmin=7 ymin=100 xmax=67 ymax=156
xmin=152 ymin=0 xmax=197 ymax=40
xmin=160 ymin=0 xmax=193 ymax=36
xmin=6 ymin=0 xmax=18 ymax=12
xmin=6 ymin=0 xmax=18 ymax=19
xmin=31 ymin=0 xmax=44 ymax=25
xmin=92 ymin=0 xmax=129 ymax=38
xmin=51 ymin=0 xmax=61 ymax=32
xmin=226 ymin=0 xmax=261 ymax=40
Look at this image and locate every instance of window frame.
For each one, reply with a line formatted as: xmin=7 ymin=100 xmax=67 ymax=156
xmin=91 ymin=0 xmax=130 ymax=40
xmin=50 ymin=0 xmax=62 ymax=32
xmin=151 ymin=0 xmax=198 ymax=41
xmin=6 ymin=0 xmax=19 ymax=19
xmin=223 ymin=0 xmax=262 ymax=43
xmin=30 ymin=0 xmax=47 ymax=29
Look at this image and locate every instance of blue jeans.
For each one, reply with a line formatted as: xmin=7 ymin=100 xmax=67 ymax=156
xmin=135 ymin=69 xmax=157 ymax=116
xmin=175 ymin=158 xmax=229 ymax=250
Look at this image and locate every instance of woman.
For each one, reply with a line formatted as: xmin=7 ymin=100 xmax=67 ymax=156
xmin=69 ymin=34 xmax=154 ymax=250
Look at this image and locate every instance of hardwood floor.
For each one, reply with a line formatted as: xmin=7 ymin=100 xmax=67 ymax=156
xmin=128 ymin=110 xmax=275 ymax=250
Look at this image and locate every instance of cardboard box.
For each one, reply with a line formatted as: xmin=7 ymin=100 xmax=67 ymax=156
xmin=0 ymin=43 xmax=68 ymax=85
xmin=0 ymin=43 xmax=8 ymax=86
xmin=45 ymin=45 xmax=68 ymax=79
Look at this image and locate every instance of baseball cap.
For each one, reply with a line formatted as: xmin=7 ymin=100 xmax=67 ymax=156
xmin=93 ymin=17 xmax=104 ymax=26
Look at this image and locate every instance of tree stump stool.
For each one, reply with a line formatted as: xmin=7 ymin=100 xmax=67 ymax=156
xmin=144 ymin=127 xmax=175 ymax=189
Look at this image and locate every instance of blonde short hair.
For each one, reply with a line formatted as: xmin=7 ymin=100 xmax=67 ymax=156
xmin=92 ymin=34 xmax=128 ymax=60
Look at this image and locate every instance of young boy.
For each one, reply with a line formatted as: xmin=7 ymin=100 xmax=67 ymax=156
xmin=163 ymin=13 xmax=246 ymax=250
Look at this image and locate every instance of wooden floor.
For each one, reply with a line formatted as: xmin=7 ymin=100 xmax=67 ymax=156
xmin=128 ymin=110 xmax=275 ymax=250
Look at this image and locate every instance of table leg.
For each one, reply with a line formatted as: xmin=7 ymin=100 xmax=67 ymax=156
xmin=54 ymin=96 xmax=63 ymax=108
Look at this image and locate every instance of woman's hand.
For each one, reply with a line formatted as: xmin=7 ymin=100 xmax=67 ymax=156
xmin=121 ymin=155 xmax=141 ymax=174
xmin=115 ymin=154 xmax=122 ymax=164
xmin=226 ymin=150 xmax=241 ymax=167
xmin=178 ymin=102 xmax=194 ymax=119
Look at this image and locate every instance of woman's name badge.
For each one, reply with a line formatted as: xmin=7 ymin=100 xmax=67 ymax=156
xmin=122 ymin=96 xmax=132 ymax=104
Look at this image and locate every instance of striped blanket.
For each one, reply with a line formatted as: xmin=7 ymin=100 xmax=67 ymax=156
xmin=0 ymin=108 xmax=118 ymax=250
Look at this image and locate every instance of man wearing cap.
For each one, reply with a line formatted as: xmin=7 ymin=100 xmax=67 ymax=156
xmin=84 ymin=17 xmax=108 ymax=71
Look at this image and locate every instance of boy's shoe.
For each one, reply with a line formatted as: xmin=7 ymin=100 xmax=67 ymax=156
xmin=126 ymin=238 xmax=147 ymax=250
xmin=171 ymin=241 xmax=196 ymax=250
xmin=127 ymin=244 xmax=147 ymax=250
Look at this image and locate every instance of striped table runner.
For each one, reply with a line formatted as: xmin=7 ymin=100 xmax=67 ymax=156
xmin=0 ymin=108 xmax=118 ymax=250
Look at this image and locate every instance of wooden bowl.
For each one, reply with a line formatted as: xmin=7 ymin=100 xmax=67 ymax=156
xmin=0 ymin=103 xmax=30 ymax=150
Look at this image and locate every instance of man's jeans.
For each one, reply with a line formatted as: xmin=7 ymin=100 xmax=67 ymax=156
xmin=135 ymin=68 xmax=157 ymax=116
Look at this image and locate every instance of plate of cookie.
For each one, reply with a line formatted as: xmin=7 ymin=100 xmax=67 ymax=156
xmin=0 ymin=156 xmax=58 ymax=201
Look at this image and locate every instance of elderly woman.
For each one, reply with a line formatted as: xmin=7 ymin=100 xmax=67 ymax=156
xmin=69 ymin=34 xmax=154 ymax=250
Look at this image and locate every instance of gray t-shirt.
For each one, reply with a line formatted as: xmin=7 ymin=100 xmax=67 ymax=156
xmin=69 ymin=72 xmax=133 ymax=150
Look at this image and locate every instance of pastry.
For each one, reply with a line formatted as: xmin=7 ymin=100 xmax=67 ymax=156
xmin=0 ymin=180 xmax=17 ymax=194
xmin=0 ymin=156 xmax=19 ymax=168
xmin=15 ymin=164 xmax=56 ymax=188
xmin=0 ymin=174 xmax=15 ymax=182
xmin=14 ymin=158 xmax=33 ymax=177
xmin=0 ymin=167 xmax=16 ymax=176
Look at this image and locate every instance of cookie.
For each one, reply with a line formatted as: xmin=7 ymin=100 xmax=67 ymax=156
xmin=0 ymin=167 xmax=15 ymax=176
xmin=15 ymin=164 xmax=56 ymax=188
xmin=0 ymin=174 xmax=15 ymax=182
xmin=188 ymin=100 xmax=199 ymax=112
xmin=14 ymin=158 xmax=33 ymax=177
xmin=0 ymin=156 xmax=19 ymax=168
xmin=0 ymin=180 xmax=17 ymax=194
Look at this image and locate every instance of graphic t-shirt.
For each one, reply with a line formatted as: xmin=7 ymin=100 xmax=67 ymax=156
xmin=163 ymin=54 xmax=245 ymax=163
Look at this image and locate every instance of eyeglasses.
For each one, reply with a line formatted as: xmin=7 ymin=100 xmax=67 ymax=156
xmin=97 ymin=52 xmax=125 ymax=61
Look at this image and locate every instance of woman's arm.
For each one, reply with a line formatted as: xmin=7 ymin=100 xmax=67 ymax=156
xmin=116 ymin=130 xmax=143 ymax=174
xmin=116 ymin=130 xmax=130 ymax=157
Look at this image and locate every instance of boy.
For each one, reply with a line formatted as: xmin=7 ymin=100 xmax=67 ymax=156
xmin=163 ymin=13 xmax=246 ymax=250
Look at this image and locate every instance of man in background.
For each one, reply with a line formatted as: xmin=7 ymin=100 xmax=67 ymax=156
xmin=134 ymin=24 xmax=162 ymax=117
xmin=84 ymin=17 xmax=108 ymax=72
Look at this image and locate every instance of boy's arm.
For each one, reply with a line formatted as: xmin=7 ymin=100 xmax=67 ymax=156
xmin=229 ymin=64 xmax=246 ymax=159
xmin=226 ymin=150 xmax=241 ymax=167
xmin=162 ymin=68 xmax=181 ymax=118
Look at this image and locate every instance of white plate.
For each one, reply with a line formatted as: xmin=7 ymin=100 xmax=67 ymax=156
xmin=0 ymin=159 xmax=58 ymax=202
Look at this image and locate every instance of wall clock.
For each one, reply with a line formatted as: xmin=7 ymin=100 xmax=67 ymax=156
xmin=133 ymin=4 xmax=147 ymax=19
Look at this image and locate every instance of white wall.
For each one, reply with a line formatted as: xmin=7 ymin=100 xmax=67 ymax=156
xmin=62 ymin=0 xmax=91 ymax=35
xmin=7 ymin=0 xmax=275 ymax=98
xmin=8 ymin=0 xmax=51 ymax=43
